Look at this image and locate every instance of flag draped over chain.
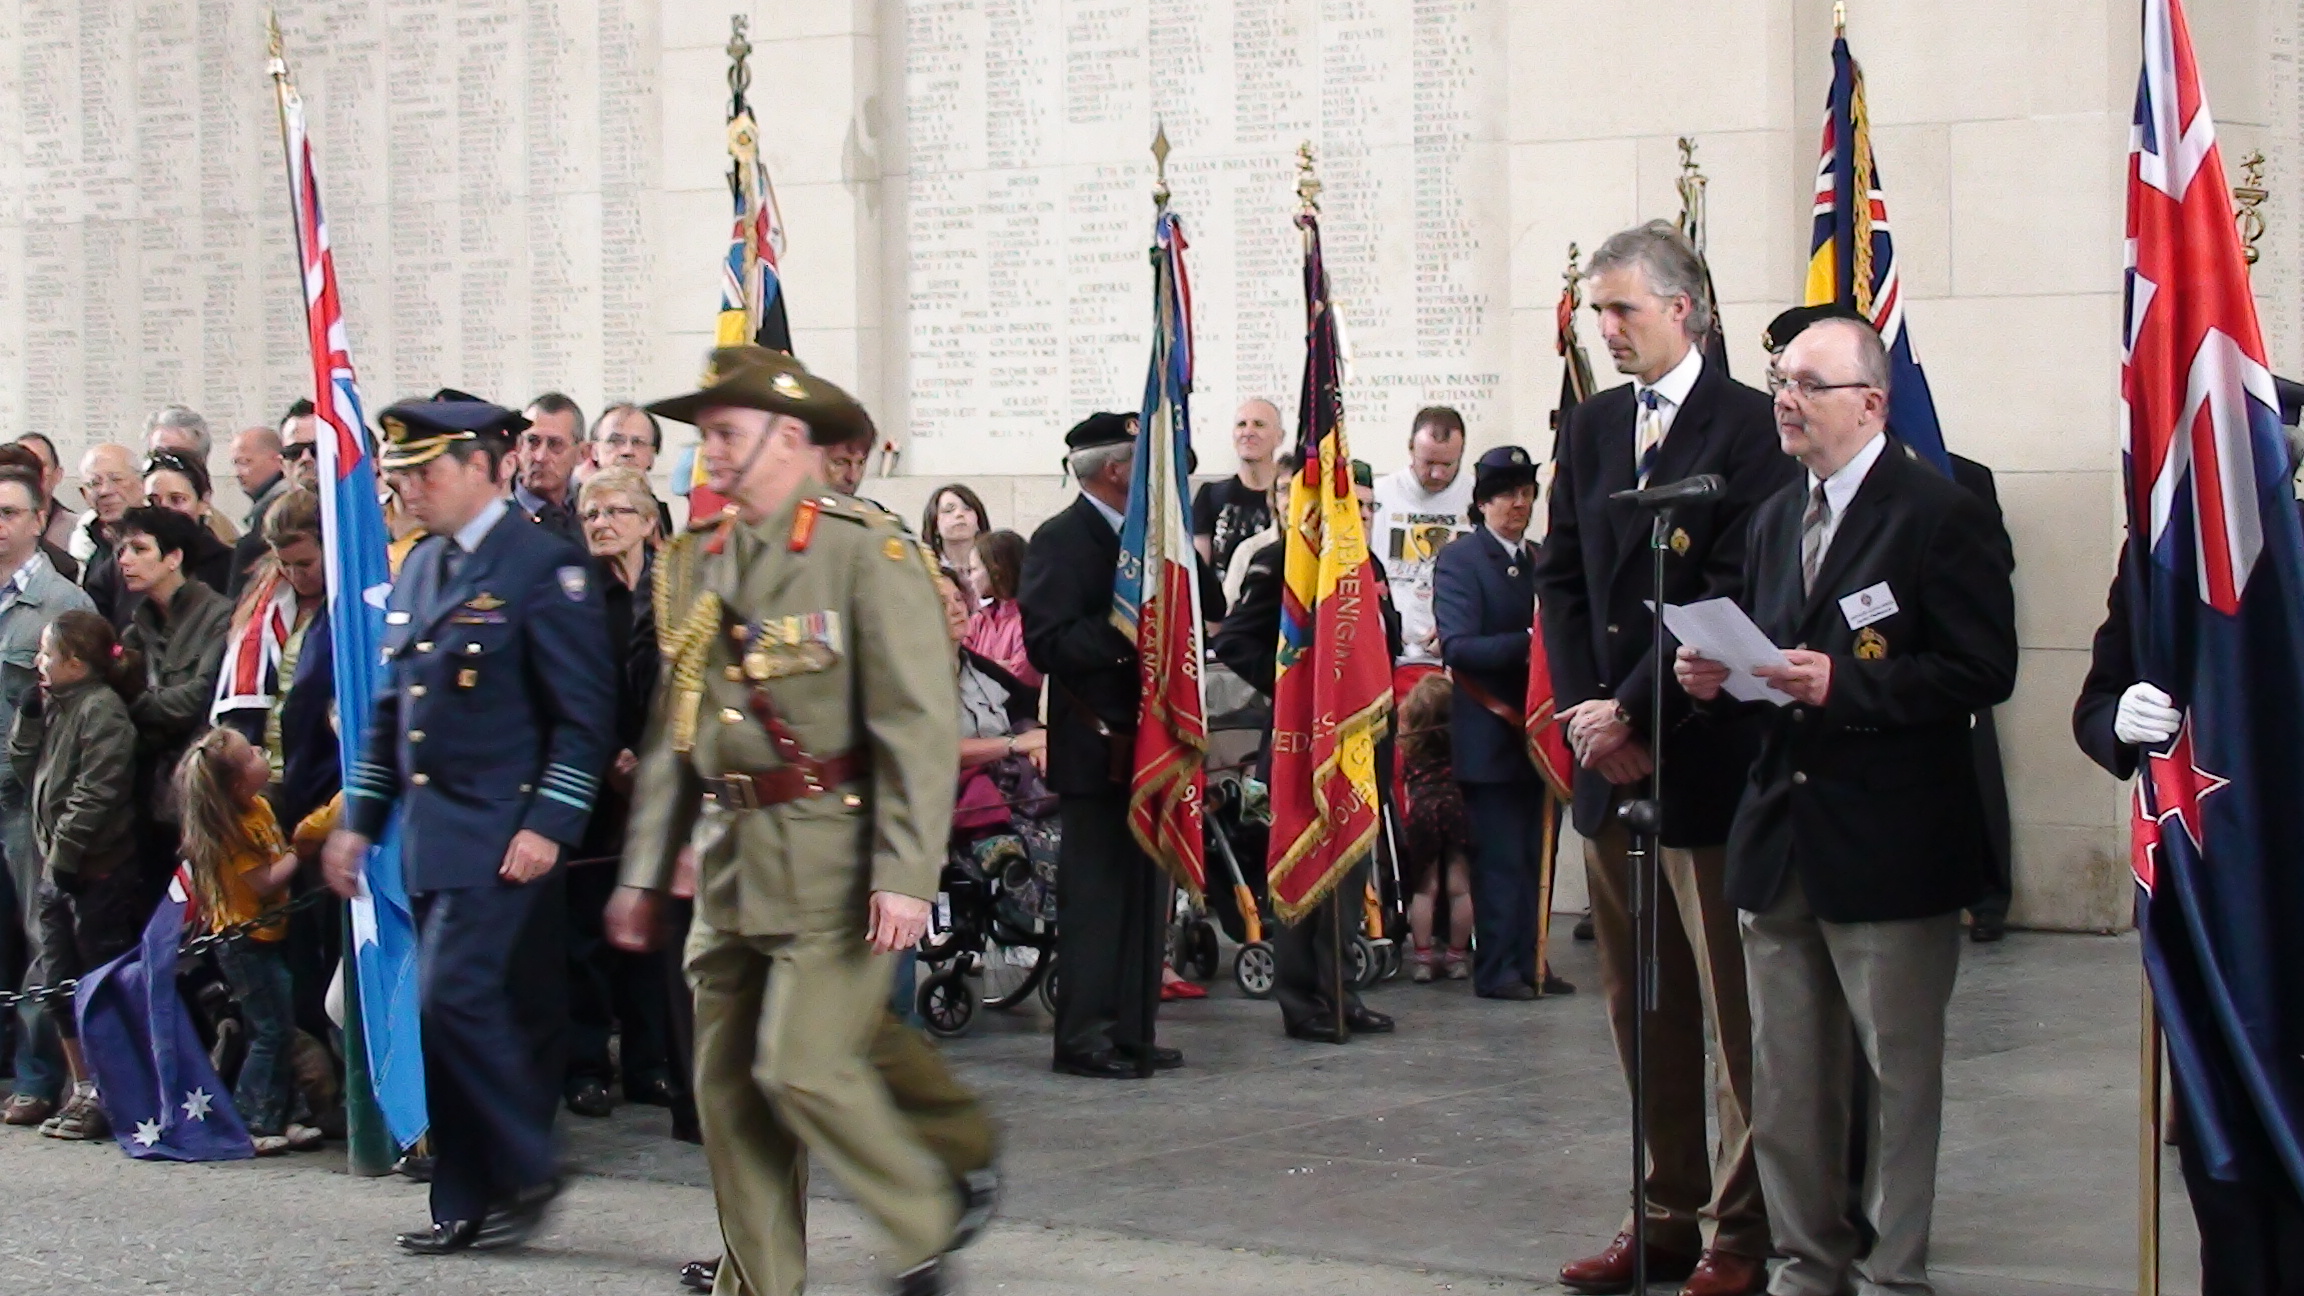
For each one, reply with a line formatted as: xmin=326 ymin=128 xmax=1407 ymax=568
xmin=1114 ymin=208 xmax=1206 ymax=897
xmin=271 ymin=40 xmax=426 ymax=1151
xmin=1266 ymin=176 xmax=1392 ymax=925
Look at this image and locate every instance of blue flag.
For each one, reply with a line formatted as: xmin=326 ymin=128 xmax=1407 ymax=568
xmin=279 ymin=72 xmax=426 ymax=1149
xmin=78 ymin=880 xmax=254 ymax=1162
xmin=2124 ymin=0 xmax=2304 ymax=1196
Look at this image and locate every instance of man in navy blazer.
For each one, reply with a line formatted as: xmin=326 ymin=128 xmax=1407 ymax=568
xmin=1679 ymin=317 xmax=2015 ymax=1296
xmin=1535 ymin=222 xmax=1792 ymax=1296
xmin=324 ymin=391 xmax=613 ymax=1256
xmin=1432 ymin=445 xmax=1550 ymax=1002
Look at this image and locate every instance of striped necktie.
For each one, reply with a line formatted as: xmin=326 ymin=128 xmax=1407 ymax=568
xmin=1635 ymin=388 xmax=1665 ymax=487
xmin=1799 ymin=483 xmax=1831 ymax=594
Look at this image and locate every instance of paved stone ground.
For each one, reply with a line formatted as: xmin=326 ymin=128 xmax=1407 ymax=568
xmin=0 ymin=931 xmax=2200 ymax=1294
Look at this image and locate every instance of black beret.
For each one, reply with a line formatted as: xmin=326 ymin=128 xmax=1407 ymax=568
xmin=1065 ymin=412 xmax=1138 ymax=451
xmin=1762 ymin=303 xmax=1870 ymax=353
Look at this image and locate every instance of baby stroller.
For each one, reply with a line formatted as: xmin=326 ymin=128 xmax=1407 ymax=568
xmin=915 ymin=812 xmax=1060 ymax=1040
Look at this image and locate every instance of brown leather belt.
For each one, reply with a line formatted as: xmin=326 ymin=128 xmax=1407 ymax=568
xmin=705 ymin=751 xmax=868 ymax=810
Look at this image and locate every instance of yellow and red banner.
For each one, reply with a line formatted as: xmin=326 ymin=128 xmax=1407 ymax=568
xmin=1267 ymin=200 xmax=1392 ymax=925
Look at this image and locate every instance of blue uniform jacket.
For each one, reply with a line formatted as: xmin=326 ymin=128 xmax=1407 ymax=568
xmin=344 ymin=508 xmax=614 ymax=892
xmin=1433 ymin=525 xmax=1539 ymax=786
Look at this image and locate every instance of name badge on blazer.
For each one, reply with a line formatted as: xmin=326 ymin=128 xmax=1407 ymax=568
xmin=1839 ymin=581 xmax=1899 ymax=630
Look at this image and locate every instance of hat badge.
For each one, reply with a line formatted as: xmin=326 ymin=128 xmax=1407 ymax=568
xmin=771 ymin=371 xmax=807 ymax=400
xmin=381 ymin=415 xmax=407 ymax=439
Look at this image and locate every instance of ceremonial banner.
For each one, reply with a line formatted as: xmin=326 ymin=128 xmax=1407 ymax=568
xmin=1114 ymin=207 xmax=1207 ymax=898
xmin=1806 ymin=23 xmax=1950 ymax=473
xmin=1528 ymin=257 xmax=1589 ymax=799
xmin=2124 ymin=0 xmax=2304 ymax=1198
xmin=688 ymin=18 xmax=791 ymax=525
xmin=1267 ymin=175 xmax=1393 ymax=925
xmin=79 ymin=872 xmax=255 ymax=1162
xmin=271 ymin=42 xmax=427 ymax=1151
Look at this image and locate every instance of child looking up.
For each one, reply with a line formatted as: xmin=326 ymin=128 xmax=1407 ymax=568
xmin=177 ymin=726 xmax=314 ymax=1154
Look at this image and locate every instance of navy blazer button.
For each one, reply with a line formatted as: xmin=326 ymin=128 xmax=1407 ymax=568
xmin=1607 ymin=623 xmax=1620 ymax=634
xmin=465 ymin=643 xmax=482 ymax=655
xmin=409 ymin=684 xmax=427 ymax=698
xmin=411 ymin=773 xmax=430 ymax=786
xmin=416 ymin=641 xmax=434 ymax=653
xmin=1791 ymin=771 xmax=1808 ymax=785
xmin=519 ymin=784 xmax=532 ymax=794
xmin=409 ymin=730 xmax=425 ymax=743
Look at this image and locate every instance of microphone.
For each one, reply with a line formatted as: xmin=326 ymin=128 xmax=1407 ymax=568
xmin=1610 ymin=473 xmax=1724 ymax=509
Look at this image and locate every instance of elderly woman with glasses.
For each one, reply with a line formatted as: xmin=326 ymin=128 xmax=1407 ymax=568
xmin=562 ymin=465 xmax=679 ymax=1120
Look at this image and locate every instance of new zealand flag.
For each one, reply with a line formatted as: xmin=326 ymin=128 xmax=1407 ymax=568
xmin=2123 ymin=0 xmax=2304 ymax=1197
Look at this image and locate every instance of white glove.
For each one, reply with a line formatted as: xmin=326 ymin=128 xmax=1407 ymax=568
xmin=2113 ymin=681 xmax=2182 ymax=747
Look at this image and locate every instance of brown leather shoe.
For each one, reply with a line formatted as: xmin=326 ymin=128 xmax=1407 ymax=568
xmin=1680 ymin=1249 xmax=1769 ymax=1296
xmin=1559 ymin=1232 xmax=1698 ymax=1294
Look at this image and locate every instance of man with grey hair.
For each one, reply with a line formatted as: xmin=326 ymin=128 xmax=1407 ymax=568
xmin=145 ymin=404 xmax=214 ymax=466
xmin=1019 ymin=411 xmax=1180 ymax=1080
xmin=1536 ymin=218 xmax=1793 ymax=1295
xmin=1677 ymin=313 xmax=2015 ymax=1296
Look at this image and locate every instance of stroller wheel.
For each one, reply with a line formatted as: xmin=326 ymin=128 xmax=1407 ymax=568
xmin=1234 ymin=941 xmax=1277 ymax=999
xmin=1181 ymin=920 xmax=1221 ymax=983
xmin=1037 ymin=956 xmax=1061 ymax=1016
xmin=917 ymin=966 xmax=979 ymax=1040
xmin=1347 ymin=935 xmax=1380 ymax=990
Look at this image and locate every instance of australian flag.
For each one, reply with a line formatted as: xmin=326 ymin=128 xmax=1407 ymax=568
xmin=77 ymin=876 xmax=254 ymax=1161
xmin=276 ymin=58 xmax=427 ymax=1150
xmin=2123 ymin=0 xmax=2304 ymax=1200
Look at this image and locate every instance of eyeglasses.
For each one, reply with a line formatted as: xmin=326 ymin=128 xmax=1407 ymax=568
xmin=579 ymin=504 xmax=646 ymax=523
xmin=1765 ymin=374 xmax=1877 ymax=400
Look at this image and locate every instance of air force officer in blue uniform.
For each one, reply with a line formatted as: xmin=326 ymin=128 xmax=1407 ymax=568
xmin=1431 ymin=446 xmax=1547 ymax=1000
xmin=324 ymin=392 xmax=613 ymax=1256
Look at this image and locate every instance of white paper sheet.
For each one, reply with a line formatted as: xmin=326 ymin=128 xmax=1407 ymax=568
xmin=1661 ymin=597 xmax=1794 ymax=705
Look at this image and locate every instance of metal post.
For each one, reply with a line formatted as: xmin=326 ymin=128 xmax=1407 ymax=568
xmin=2139 ymin=972 xmax=2162 ymax=1296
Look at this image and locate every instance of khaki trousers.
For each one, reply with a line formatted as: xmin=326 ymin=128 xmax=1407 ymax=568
xmin=1740 ymin=878 xmax=1961 ymax=1296
xmin=687 ymin=922 xmax=960 ymax=1296
xmin=1585 ymin=821 xmax=1769 ymax=1258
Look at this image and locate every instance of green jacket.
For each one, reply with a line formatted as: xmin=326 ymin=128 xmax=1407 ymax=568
xmin=124 ymin=578 xmax=232 ymax=821
xmin=9 ymin=677 xmax=138 ymax=877
xmin=620 ymin=483 xmax=960 ymax=936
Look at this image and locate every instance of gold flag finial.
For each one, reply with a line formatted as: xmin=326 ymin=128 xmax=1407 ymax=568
xmin=265 ymin=10 xmax=287 ymax=78
xmin=2236 ymin=149 xmax=2268 ymax=268
xmin=1834 ymin=1 xmax=1846 ymax=36
xmin=1676 ymin=137 xmax=1710 ymax=254
xmin=1296 ymin=141 xmax=1322 ymax=213
xmin=1151 ymin=122 xmax=1172 ymax=210
xmin=727 ymin=14 xmax=753 ymax=109
xmin=1564 ymin=242 xmax=1584 ymax=304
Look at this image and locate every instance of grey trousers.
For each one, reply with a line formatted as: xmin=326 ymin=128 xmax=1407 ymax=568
xmin=1741 ymin=878 xmax=1961 ymax=1296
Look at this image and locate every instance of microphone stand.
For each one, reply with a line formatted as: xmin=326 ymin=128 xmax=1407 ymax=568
xmin=1614 ymin=504 xmax=1674 ymax=1296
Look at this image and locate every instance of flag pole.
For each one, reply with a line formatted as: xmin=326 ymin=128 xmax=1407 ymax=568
xmin=265 ymin=12 xmax=394 ymax=1178
xmin=2138 ymin=971 xmax=2162 ymax=1296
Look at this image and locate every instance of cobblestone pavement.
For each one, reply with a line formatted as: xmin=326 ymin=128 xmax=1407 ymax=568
xmin=0 ymin=931 xmax=2199 ymax=1294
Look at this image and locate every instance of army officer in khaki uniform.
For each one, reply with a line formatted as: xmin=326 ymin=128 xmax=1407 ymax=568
xmin=605 ymin=347 xmax=965 ymax=1296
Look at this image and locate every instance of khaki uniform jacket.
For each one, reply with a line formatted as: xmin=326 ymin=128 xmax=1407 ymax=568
xmin=620 ymin=482 xmax=960 ymax=937
xmin=9 ymin=677 xmax=137 ymax=878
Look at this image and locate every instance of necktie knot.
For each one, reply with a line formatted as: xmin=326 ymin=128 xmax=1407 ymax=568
xmin=1637 ymin=388 xmax=1660 ymax=411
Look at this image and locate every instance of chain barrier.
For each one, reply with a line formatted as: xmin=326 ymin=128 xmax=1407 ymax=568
xmin=0 ymin=887 xmax=335 ymax=1011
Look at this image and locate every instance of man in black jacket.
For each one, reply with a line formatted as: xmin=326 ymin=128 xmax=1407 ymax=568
xmin=1677 ymin=316 xmax=2016 ymax=1296
xmin=1019 ymin=412 xmax=1179 ymax=1080
xmin=1535 ymin=221 xmax=1792 ymax=1296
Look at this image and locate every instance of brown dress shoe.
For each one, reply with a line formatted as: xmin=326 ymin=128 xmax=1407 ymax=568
xmin=1680 ymin=1249 xmax=1769 ymax=1296
xmin=1559 ymin=1232 xmax=1698 ymax=1294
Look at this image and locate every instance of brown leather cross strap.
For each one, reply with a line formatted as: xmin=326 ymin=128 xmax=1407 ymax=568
xmin=707 ymin=753 xmax=868 ymax=810
xmin=1453 ymin=672 xmax=1526 ymax=730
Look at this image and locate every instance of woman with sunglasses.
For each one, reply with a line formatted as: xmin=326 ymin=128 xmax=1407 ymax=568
xmin=142 ymin=452 xmax=239 ymax=597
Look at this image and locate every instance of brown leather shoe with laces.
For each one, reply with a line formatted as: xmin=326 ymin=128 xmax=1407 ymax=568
xmin=2 ymin=1093 xmax=55 ymax=1126
xmin=1558 ymin=1232 xmax=1698 ymax=1294
xmin=1679 ymin=1249 xmax=1769 ymax=1296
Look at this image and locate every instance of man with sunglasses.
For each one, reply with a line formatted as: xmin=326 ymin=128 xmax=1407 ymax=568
xmin=229 ymin=403 xmax=323 ymax=598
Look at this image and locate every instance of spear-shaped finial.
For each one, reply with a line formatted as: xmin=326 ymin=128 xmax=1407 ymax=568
xmin=1296 ymin=141 xmax=1322 ymax=214
xmin=1151 ymin=121 xmax=1172 ymax=210
xmin=1834 ymin=1 xmax=1846 ymax=36
xmin=1564 ymin=242 xmax=1583 ymax=301
xmin=266 ymin=10 xmax=287 ymax=76
xmin=727 ymin=15 xmax=753 ymax=114
xmin=1676 ymin=136 xmax=1709 ymax=254
xmin=2236 ymin=149 xmax=2269 ymax=267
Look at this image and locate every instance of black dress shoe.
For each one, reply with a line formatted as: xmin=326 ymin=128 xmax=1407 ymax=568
xmin=1286 ymin=1019 xmax=1346 ymax=1043
xmin=396 ymin=1219 xmax=481 ymax=1255
xmin=626 ymin=1075 xmax=678 ymax=1107
xmin=1970 ymin=918 xmax=2006 ymax=943
xmin=565 ymin=1080 xmax=613 ymax=1118
xmin=1051 ymin=1050 xmax=1141 ymax=1079
xmin=1344 ymin=1006 xmax=1394 ymax=1034
xmin=950 ymin=1165 xmax=1000 ymax=1249
xmin=1541 ymin=972 xmax=1578 ymax=995
xmin=1479 ymin=983 xmax=1539 ymax=1001
xmin=474 ymin=1178 xmax=562 ymax=1251
xmin=1127 ymin=1045 xmax=1183 ymax=1071
xmin=679 ymin=1257 xmax=718 ymax=1292
xmin=393 ymin=1153 xmax=434 ymax=1183
xmin=892 ymin=1256 xmax=952 ymax=1296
